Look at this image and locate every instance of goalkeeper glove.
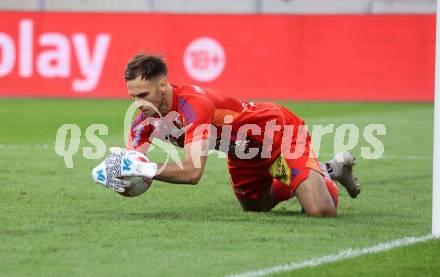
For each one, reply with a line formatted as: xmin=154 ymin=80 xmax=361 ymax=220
xmin=91 ymin=147 xmax=157 ymax=192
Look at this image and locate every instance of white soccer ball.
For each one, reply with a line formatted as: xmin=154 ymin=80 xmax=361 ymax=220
xmin=118 ymin=176 xmax=152 ymax=197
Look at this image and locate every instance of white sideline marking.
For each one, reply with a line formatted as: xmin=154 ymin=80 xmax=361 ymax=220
xmin=225 ymin=234 xmax=434 ymax=277
xmin=381 ymin=155 xmax=432 ymax=160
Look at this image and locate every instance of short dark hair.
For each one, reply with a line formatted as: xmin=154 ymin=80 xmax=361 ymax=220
xmin=124 ymin=53 xmax=168 ymax=81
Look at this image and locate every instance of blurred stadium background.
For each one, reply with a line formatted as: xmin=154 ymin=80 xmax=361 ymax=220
xmin=0 ymin=0 xmax=436 ymax=13
xmin=0 ymin=1 xmax=438 ymax=276
xmin=0 ymin=0 xmax=435 ymax=100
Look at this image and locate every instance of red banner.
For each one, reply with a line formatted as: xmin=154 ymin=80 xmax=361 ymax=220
xmin=0 ymin=12 xmax=435 ymax=101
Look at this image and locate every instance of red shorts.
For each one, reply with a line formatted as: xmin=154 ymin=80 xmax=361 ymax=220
xmin=227 ymin=107 xmax=322 ymax=200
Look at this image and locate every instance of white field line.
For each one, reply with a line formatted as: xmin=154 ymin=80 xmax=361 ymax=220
xmin=225 ymin=234 xmax=435 ymax=277
xmin=379 ymin=155 xmax=432 ymax=160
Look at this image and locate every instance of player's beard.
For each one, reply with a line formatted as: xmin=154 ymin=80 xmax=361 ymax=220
xmin=157 ymin=94 xmax=169 ymax=116
xmin=140 ymin=88 xmax=169 ymax=117
xmin=139 ymin=103 xmax=156 ymax=117
xmin=139 ymin=95 xmax=165 ymax=117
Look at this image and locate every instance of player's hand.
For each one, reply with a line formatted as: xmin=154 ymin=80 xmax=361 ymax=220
xmin=111 ymin=147 xmax=157 ymax=178
xmin=91 ymin=147 xmax=157 ymax=192
xmin=91 ymin=148 xmax=131 ymax=192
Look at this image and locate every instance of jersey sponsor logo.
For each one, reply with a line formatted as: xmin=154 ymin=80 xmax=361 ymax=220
xmin=183 ymin=37 xmax=225 ymax=82
xmin=241 ymin=101 xmax=257 ymax=109
xmin=191 ymin=85 xmax=205 ymax=94
xmin=269 ymin=155 xmax=291 ymax=186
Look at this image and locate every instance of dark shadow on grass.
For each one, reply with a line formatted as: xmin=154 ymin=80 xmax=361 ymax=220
xmin=87 ymin=203 xmax=396 ymax=227
xmin=94 ymin=207 xmax=311 ymax=225
xmin=264 ymin=210 xmax=305 ymax=217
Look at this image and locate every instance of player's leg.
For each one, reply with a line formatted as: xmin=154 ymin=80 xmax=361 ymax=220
xmin=324 ymin=175 xmax=339 ymax=208
xmin=269 ymin=152 xmax=338 ymax=217
xmin=294 ymin=169 xmax=337 ymax=217
xmin=228 ymin=156 xmax=338 ymax=215
xmin=266 ymin=110 xmax=339 ymax=216
xmin=237 ymin=184 xmax=274 ymax=212
xmin=272 ymin=178 xmax=294 ymax=206
xmin=227 ymin=157 xmax=282 ymax=212
xmin=236 ymin=179 xmax=294 ymax=212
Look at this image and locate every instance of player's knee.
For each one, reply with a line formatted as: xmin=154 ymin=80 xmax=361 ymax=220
xmin=305 ymin=204 xmax=337 ymax=217
xmin=239 ymin=199 xmax=273 ymax=212
xmin=238 ymin=190 xmax=274 ymax=212
xmin=321 ymin=205 xmax=337 ymax=217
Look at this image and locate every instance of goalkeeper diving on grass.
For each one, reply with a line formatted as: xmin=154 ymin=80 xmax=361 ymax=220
xmin=92 ymin=53 xmax=360 ymax=217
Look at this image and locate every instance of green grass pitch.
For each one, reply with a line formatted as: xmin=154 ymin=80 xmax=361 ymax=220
xmin=0 ymin=99 xmax=438 ymax=276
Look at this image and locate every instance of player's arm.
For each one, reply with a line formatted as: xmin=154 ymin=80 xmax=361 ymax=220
xmin=153 ymin=92 xmax=215 ymax=185
xmin=126 ymin=112 xmax=154 ymax=154
xmin=153 ymin=139 xmax=209 ymax=185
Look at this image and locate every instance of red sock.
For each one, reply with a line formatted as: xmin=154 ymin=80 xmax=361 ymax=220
xmin=272 ymin=179 xmax=294 ymax=206
xmin=324 ymin=176 xmax=339 ymax=208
